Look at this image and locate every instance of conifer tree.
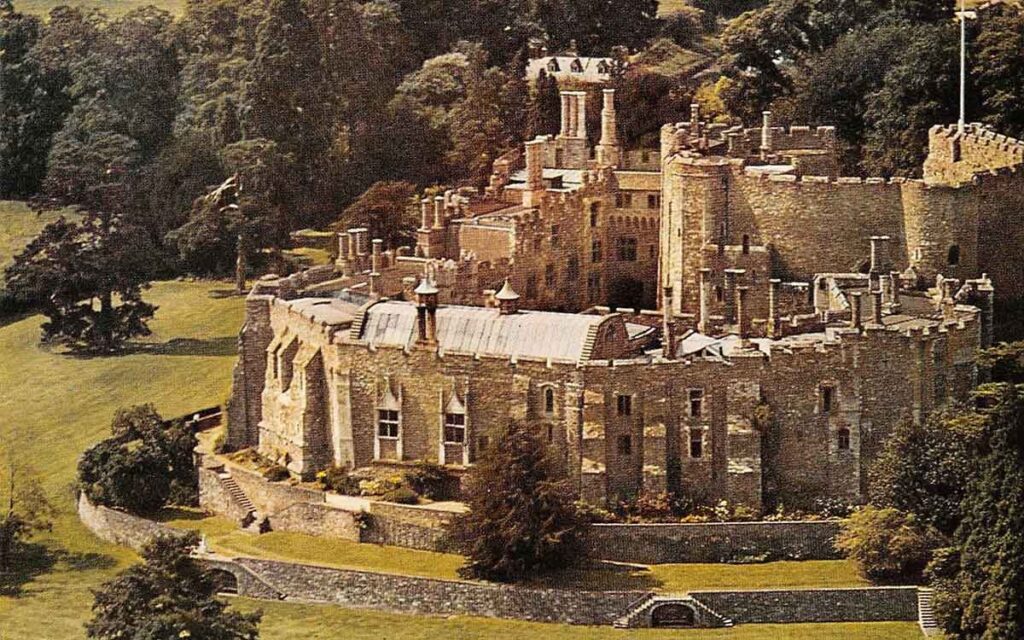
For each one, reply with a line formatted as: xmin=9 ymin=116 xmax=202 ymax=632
xmin=935 ymin=385 xmax=1024 ymax=639
xmin=448 ymin=420 xmax=586 ymax=583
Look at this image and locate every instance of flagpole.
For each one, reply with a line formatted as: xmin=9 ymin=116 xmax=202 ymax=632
xmin=959 ymin=0 xmax=966 ymax=135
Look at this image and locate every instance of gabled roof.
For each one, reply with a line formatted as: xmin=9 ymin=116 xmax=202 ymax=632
xmin=356 ymin=301 xmax=612 ymax=363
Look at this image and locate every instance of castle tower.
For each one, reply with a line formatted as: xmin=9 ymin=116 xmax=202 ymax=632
xmin=596 ymin=89 xmax=621 ymax=168
xmin=556 ymin=91 xmax=590 ymax=169
xmin=659 ymin=128 xmax=734 ymax=315
xmin=523 ymin=137 xmax=546 ymax=208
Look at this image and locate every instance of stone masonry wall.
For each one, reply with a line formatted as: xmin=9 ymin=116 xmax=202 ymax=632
xmin=587 ymin=520 xmax=842 ymax=564
xmin=77 ymin=493 xmax=184 ymax=552
xmin=691 ymin=587 xmax=919 ymax=624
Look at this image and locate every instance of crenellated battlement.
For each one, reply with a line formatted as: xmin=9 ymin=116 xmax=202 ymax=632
xmin=925 ymin=123 xmax=1024 ymax=185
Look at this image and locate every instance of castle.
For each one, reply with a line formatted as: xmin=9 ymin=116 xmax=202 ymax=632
xmin=224 ymin=91 xmax=1023 ymax=510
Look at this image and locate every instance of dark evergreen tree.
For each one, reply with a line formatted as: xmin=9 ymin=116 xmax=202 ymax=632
xmin=974 ymin=6 xmax=1024 ymax=139
xmin=448 ymin=421 xmax=586 ymax=583
xmin=870 ymin=405 xmax=983 ymax=536
xmin=935 ymin=385 xmax=1024 ymax=640
xmin=529 ymin=69 xmax=561 ymax=138
xmin=86 ymin=532 xmax=261 ymax=640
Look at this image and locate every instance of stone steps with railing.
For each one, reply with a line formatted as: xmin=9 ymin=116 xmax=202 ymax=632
xmin=918 ymin=588 xmax=940 ymax=637
xmin=612 ymin=593 xmax=657 ymax=628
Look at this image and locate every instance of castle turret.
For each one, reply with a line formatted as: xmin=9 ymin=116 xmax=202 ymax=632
xmin=495 ymin=279 xmax=520 ymax=315
xmin=415 ymin=276 xmax=440 ymax=345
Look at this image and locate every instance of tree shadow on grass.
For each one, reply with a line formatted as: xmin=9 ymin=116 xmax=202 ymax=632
xmin=0 ymin=543 xmax=119 ymax=598
xmin=64 ymin=336 xmax=239 ymax=360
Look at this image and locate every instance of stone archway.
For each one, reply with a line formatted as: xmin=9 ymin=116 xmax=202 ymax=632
xmin=209 ymin=568 xmax=239 ymax=595
xmin=651 ymin=602 xmax=696 ymax=628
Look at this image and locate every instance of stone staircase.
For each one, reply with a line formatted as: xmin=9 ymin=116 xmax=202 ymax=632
xmin=217 ymin=472 xmax=260 ymax=529
xmin=612 ymin=593 xmax=657 ymax=629
xmin=580 ymin=325 xmax=602 ymax=361
xmin=612 ymin=594 xmax=734 ymax=629
xmin=918 ymin=588 xmax=940 ymax=637
xmin=689 ymin=595 xmax=735 ymax=628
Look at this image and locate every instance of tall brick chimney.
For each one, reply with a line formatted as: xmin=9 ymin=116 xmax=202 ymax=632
xmin=761 ymin=111 xmax=773 ymax=155
xmin=736 ymin=286 xmax=750 ymax=347
xmin=850 ymin=292 xmax=863 ymax=331
xmin=663 ymin=286 xmax=677 ymax=359
xmin=523 ymin=138 xmax=546 ymax=208
xmin=698 ymin=268 xmax=712 ymax=334
xmin=596 ymin=89 xmax=620 ymax=168
xmin=415 ymin=276 xmax=440 ymax=345
xmin=768 ymin=278 xmax=781 ymax=339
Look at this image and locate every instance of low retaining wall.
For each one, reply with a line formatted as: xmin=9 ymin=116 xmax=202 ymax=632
xmin=222 ymin=556 xmax=646 ymax=626
xmin=690 ymin=587 xmax=919 ymax=624
xmin=77 ymin=493 xmax=185 ymax=551
xmin=587 ymin=520 xmax=843 ymax=563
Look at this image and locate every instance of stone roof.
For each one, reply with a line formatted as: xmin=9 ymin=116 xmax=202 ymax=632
xmin=356 ymin=301 xmax=612 ymax=363
xmin=284 ymin=298 xmax=361 ymax=326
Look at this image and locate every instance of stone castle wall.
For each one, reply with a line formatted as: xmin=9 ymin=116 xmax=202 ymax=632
xmin=587 ymin=520 xmax=842 ymax=563
xmin=690 ymin=587 xmax=918 ymax=624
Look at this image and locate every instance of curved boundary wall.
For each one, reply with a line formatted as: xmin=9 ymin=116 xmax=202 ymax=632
xmin=78 ymin=494 xmax=918 ymax=627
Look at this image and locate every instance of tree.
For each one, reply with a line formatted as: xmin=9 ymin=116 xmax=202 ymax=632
xmin=4 ymin=197 xmax=158 ymax=351
xmin=934 ymin=385 xmax=1024 ymax=639
xmin=528 ymin=69 xmax=561 ymax=138
xmin=0 ymin=452 xmax=55 ymax=573
xmin=331 ymin=181 xmax=418 ymax=248
xmin=835 ymin=506 xmax=946 ymax=584
xmin=974 ymin=7 xmax=1024 ymax=139
xmin=0 ymin=1 xmax=71 ymax=198
xmin=870 ymin=405 xmax=984 ymax=536
xmin=78 ymin=404 xmax=199 ymax=514
xmin=976 ymin=341 xmax=1024 ymax=384
xmin=87 ymin=532 xmax=262 ymax=640
xmin=448 ymin=421 xmax=586 ymax=583
xmin=447 ymin=66 xmax=519 ymax=184
xmin=862 ymin=22 xmax=959 ymax=176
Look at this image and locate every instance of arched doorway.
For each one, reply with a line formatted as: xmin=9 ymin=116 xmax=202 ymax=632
xmin=209 ymin=568 xmax=239 ymax=595
xmin=651 ymin=603 xmax=696 ymax=628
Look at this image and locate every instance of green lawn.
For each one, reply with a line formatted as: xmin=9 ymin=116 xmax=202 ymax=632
xmin=0 ymin=276 xmax=904 ymax=639
xmin=0 ymin=200 xmax=79 ymax=284
xmin=0 ymin=279 xmax=245 ymax=639
xmin=15 ymin=0 xmax=185 ymax=17
xmin=162 ymin=511 xmax=866 ymax=593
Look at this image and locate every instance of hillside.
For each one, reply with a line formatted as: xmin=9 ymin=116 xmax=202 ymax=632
xmin=15 ymin=0 xmax=185 ymax=16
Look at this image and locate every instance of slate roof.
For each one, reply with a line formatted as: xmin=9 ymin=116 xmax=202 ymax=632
xmin=357 ymin=301 xmax=609 ymax=363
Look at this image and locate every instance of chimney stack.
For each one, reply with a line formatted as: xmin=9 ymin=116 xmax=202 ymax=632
xmin=850 ymin=292 xmax=863 ymax=331
xmin=433 ymin=196 xmax=444 ymax=229
xmin=871 ymin=289 xmax=884 ymax=325
xmin=768 ymin=278 xmax=781 ymax=338
xmin=663 ymin=286 xmax=677 ymax=359
xmin=414 ymin=276 xmax=440 ymax=345
xmin=524 ymin=138 xmax=546 ymax=207
xmin=889 ymin=271 xmax=901 ymax=310
xmin=761 ymin=111 xmax=773 ymax=154
xmin=420 ymin=198 xmax=431 ymax=230
xmin=575 ymin=92 xmax=587 ymax=139
xmin=724 ymin=268 xmax=745 ymax=323
xmin=560 ymin=93 xmax=570 ymax=137
xmin=869 ymin=235 xmax=890 ymax=289
xmin=597 ymin=89 xmax=620 ymax=167
xmin=698 ymin=268 xmax=712 ymax=334
xmin=736 ymin=286 xmax=751 ymax=343
xmin=690 ymin=103 xmax=701 ymax=138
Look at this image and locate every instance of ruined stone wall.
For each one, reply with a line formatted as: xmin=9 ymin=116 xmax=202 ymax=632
xmin=690 ymin=587 xmax=918 ymax=624
xmin=587 ymin=520 xmax=842 ymax=563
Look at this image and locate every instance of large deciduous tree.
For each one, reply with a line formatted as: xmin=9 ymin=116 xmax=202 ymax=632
xmin=331 ymin=181 xmax=418 ymax=248
xmin=448 ymin=421 xmax=586 ymax=583
xmin=86 ymin=532 xmax=262 ymax=640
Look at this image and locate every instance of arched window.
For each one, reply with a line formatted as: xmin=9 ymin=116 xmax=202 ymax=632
xmin=570 ymin=58 xmax=583 ymax=73
xmin=837 ymin=427 xmax=851 ymax=451
xmin=742 ymin=234 xmax=751 ymax=255
xmin=544 ymin=387 xmax=555 ymax=414
xmin=547 ymin=59 xmax=560 ymax=73
xmin=948 ymin=245 xmax=961 ymax=266
xmin=715 ymin=286 xmax=724 ymax=303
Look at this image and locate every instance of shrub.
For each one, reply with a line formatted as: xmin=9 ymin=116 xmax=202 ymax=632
xmin=358 ymin=474 xmax=405 ymax=496
xmin=317 ymin=466 xmax=360 ymax=494
xmin=618 ymin=491 xmax=687 ymax=523
xmin=381 ymin=487 xmax=419 ymax=505
xmin=78 ymin=439 xmax=171 ymax=515
xmin=404 ymin=462 xmax=454 ymax=500
xmin=835 ymin=506 xmax=946 ymax=583
xmin=575 ymin=500 xmax=618 ymax=523
xmin=263 ymin=464 xmax=290 ymax=482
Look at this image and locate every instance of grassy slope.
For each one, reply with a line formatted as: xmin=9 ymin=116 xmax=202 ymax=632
xmin=0 ymin=201 xmax=79 ymax=283
xmin=15 ymin=0 xmax=185 ymax=17
xmin=0 ymin=280 xmax=916 ymax=638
